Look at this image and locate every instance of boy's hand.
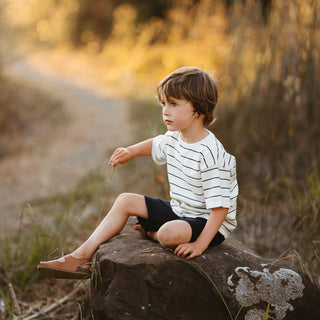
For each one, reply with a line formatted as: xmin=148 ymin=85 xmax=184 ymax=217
xmin=174 ymin=242 xmax=206 ymax=259
xmin=109 ymin=147 xmax=133 ymax=166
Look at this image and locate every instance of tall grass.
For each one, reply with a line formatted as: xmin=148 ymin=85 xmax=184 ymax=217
xmin=214 ymin=0 xmax=320 ymax=273
xmin=218 ymin=0 xmax=320 ymax=185
xmin=286 ymin=163 xmax=320 ymax=274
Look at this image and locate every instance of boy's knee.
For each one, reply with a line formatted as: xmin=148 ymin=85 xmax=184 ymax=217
xmin=115 ymin=193 xmax=135 ymax=211
xmin=115 ymin=193 xmax=146 ymax=217
xmin=116 ymin=192 xmax=133 ymax=204
xmin=157 ymin=224 xmax=176 ymax=248
xmin=157 ymin=221 xmax=192 ymax=248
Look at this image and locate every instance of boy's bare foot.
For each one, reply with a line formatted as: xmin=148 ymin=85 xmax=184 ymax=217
xmin=134 ymin=223 xmax=146 ymax=236
xmin=134 ymin=224 xmax=158 ymax=241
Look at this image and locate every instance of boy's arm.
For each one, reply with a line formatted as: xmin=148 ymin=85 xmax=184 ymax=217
xmin=174 ymin=207 xmax=228 ymax=259
xmin=109 ymin=138 xmax=153 ymax=166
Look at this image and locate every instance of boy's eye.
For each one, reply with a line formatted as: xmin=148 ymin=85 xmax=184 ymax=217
xmin=159 ymin=99 xmax=178 ymax=107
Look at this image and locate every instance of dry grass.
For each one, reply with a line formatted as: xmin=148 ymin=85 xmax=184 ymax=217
xmin=212 ymin=0 xmax=320 ymax=281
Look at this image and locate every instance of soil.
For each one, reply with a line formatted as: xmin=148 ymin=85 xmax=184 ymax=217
xmin=0 ymin=54 xmax=132 ymax=234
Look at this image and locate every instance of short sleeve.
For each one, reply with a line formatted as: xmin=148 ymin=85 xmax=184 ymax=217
xmin=151 ymin=133 xmax=169 ymax=165
xmin=201 ymin=165 xmax=232 ymax=209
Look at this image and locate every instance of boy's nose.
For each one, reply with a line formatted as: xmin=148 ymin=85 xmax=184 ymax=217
xmin=163 ymin=106 xmax=170 ymax=115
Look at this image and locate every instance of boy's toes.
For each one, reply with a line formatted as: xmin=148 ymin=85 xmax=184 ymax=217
xmin=133 ymin=223 xmax=141 ymax=230
xmin=134 ymin=224 xmax=146 ymax=237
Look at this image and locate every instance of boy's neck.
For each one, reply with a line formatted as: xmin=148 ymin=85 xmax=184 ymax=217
xmin=180 ymin=127 xmax=208 ymax=144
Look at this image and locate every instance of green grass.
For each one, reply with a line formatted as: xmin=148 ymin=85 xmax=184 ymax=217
xmin=0 ymin=171 xmax=104 ymax=318
xmin=264 ymin=302 xmax=270 ymax=320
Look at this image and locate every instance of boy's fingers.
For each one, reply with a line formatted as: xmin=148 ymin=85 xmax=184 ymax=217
xmin=109 ymin=149 xmax=125 ymax=165
xmin=187 ymin=250 xmax=198 ymax=259
xmin=174 ymin=244 xmax=183 ymax=255
xmin=175 ymin=244 xmax=201 ymax=259
xmin=109 ymin=148 xmax=132 ymax=166
xmin=175 ymin=244 xmax=191 ymax=257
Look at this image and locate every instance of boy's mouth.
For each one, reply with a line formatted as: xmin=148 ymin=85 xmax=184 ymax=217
xmin=164 ymin=120 xmax=173 ymax=125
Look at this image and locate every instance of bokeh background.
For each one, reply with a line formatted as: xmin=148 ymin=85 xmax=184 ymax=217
xmin=0 ymin=0 xmax=319 ymax=318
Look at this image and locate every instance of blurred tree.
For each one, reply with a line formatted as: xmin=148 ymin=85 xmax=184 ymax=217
xmin=226 ymin=0 xmax=272 ymax=22
xmin=71 ymin=0 xmax=171 ymax=47
xmin=72 ymin=0 xmax=114 ymax=46
xmin=71 ymin=0 xmax=274 ymax=48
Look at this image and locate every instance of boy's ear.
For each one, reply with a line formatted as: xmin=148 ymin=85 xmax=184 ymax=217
xmin=196 ymin=112 xmax=204 ymax=119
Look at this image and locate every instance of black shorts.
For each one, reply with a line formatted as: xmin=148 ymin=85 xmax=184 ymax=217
xmin=137 ymin=195 xmax=225 ymax=246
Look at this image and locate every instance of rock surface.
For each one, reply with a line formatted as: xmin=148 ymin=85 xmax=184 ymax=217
xmin=90 ymin=218 xmax=320 ymax=320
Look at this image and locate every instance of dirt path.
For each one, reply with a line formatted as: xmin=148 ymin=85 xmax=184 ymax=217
xmin=1 ymin=56 xmax=131 ymax=232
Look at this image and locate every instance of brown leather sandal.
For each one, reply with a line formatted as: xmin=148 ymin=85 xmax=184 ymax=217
xmin=37 ymin=254 xmax=91 ymax=279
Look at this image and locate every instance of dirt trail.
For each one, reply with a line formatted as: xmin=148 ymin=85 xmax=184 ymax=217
xmin=0 ymin=57 xmax=131 ymax=232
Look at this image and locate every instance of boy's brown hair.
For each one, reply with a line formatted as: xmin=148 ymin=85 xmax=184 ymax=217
xmin=157 ymin=66 xmax=218 ymax=126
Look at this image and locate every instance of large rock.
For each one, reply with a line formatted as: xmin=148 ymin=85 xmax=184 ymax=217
xmin=90 ymin=217 xmax=320 ymax=320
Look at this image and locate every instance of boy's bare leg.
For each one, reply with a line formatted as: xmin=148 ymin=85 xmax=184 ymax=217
xmin=71 ymin=193 xmax=148 ymax=259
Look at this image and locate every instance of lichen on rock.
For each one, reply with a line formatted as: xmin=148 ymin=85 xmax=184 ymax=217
xmin=234 ymin=267 xmax=304 ymax=320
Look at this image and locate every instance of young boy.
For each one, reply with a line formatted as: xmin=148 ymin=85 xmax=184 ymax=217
xmin=38 ymin=66 xmax=238 ymax=279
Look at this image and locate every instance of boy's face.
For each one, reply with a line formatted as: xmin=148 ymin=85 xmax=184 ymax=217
xmin=160 ymin=97 xmax=203 ymax=133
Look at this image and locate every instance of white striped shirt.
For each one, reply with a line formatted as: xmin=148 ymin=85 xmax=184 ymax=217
xmin=152 ymin=130 xmax=238 ymax=238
